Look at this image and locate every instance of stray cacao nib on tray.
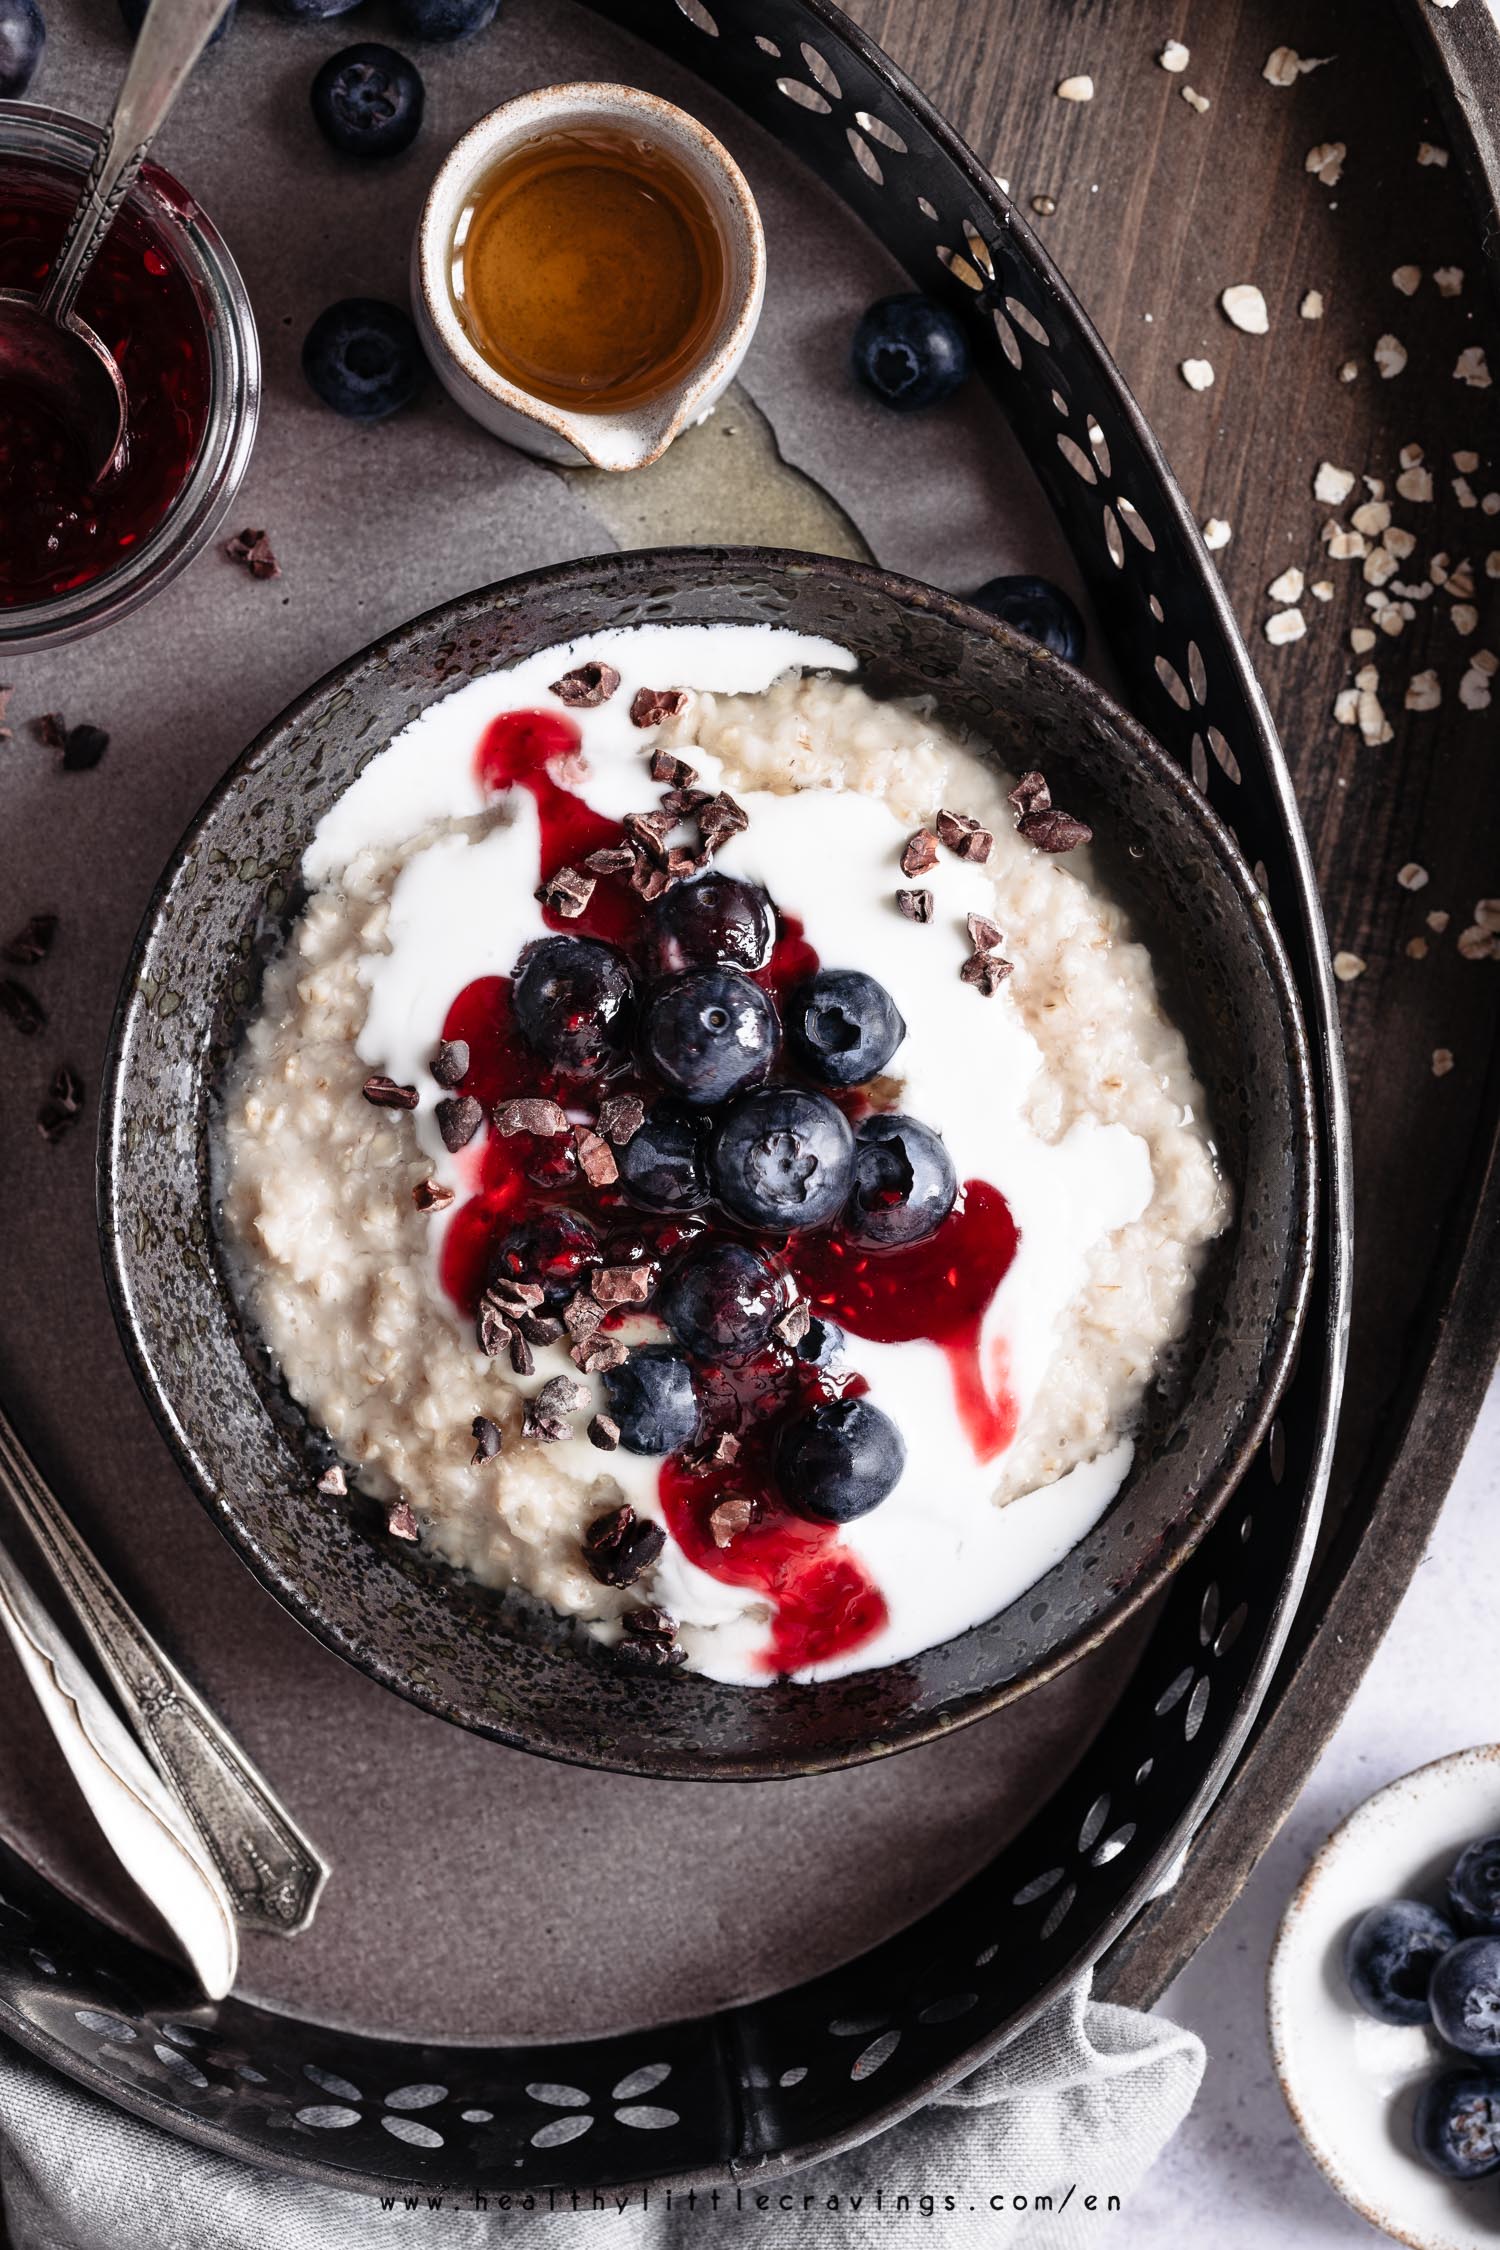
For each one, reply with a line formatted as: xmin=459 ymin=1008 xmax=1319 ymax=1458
xmin=436 ymin=1093 xmax=483 ymax=1150
xmin=935 ymin=807 xmax=993 ymax=863
xmin=3 ymin=913 xmax=57 ymax=966
xmin=430 ymin=1038 xmax=469 ymax=1089
xmin=629 ymin=686 xmax=688 ymax=728
xmin=583 ymin=1502 xmax=666 ymax=1588
xmin=362 ymin=1073 xmax=419 ymax=1111
xmin=59 ymin=722 xmax=109 ymax=772
xmin=37 ymin=1063 xmax=85 ymax=1142
xmin=0 ymin=978 xmax=44 ymax=1035
xmin=223 ymin=527 xmax=280 ymax=580
xmin=33 ymin=713 xmax=66 ymax=749
xmin=549 ymin=660 xmax=620 ymax=708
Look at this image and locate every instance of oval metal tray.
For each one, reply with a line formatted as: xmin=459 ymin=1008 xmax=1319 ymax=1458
xmin=0 ymin=0 xmax=1351 ymax=2197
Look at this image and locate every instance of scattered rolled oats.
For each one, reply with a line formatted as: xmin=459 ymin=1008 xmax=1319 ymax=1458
xmin=1396 ymin=464 xmax=1434 ymax=502
xmin=1485 ymin=496 xmax=1500 ymax=516
xmin=1432 ymin=1048 xmax=1455 ymax=1077
xmin=1459 ymin=665 xmax=1494 ymax=710
xmin=1374 ymin=333 xmax=1408 ymax=379
xmin=1385 ymin=527 xmax=1418 ymax=560
xmin=1405 ymin=669 xmax=1442 ymax=710
xmin=1417 ymin=143 xmax=1450 ymax=167
xmin=1325 ymin=527 xmax=1369 ymax=561
xmin=1221 ymin=284 xmax=1268 ymax=333
xmin=1181 ymin=357 xmax=1215 ymax=391
xmin=1351 ymin=499 xmax=1391 ymax=537
xmin=1454 ymin=450 xmax=1481 ymax=474
xmin=1306 ymin=142 xmax=1346 ymax=186
xmin=1311 ymin=580 xmax=1335 ymax=602
xmin=1458 ymin=924 xmax=1500 ymax=961
xmin=1488 ymin=553 xmax=1500 ymax=578
xmin=1446 ymin=557 xmax=1476 ymax=598
xmin=1398 ymin=862 xmax=1430 ymax=890
xmin=1407 ymin=936 xmax=1429 ymax=959
xmin=1454 ymin=477 xmax=1479 ymax=509
xmin=1428 ymin=909 xmax=1452 ymax=931
xmin=1159 ymin=38 xmax=1189 ymax=70
xmin=1262 ymin=566 xmax=1300 ymax=603
xmin=1364 ymin=546 xmax=1399 ymax=587
xmin=1333 ymin=687 xmax=1360 ymax=725
xmin=1452 ymin=603 xmax=1479 ymax=636
xmin=1332 ymin=951 xmax=1367 ymax=982
xmin=1202 ymin=516 xmax=1232 ymax=550
xmin=1057 ymin=75 xmax=1095 ymax=101
xmin=1455 ymin=347 xmax=1492 ymax=389
xmin=1263 ymin=46 xmax=1333 ymax=83
xmin=1265 ymin=607 xmax=1307 ymax=645
xmin=1181 ymin=84 xmax=1210 ymax=111
xmin=1434 ymin=266 xmax=1464 ymax=296
xmin=1350 ymin=627 xmax=1377 ymax=653
xmin=1300 ymin=290 xmax=1326 ymax=320
xmin=1314 ymin=462 xmax=1356 ymax=504
xmin=1392 ymin=264 xmax=1422 ymax=295
xmin=1477 ymin=900 xmax=1500 ymax=932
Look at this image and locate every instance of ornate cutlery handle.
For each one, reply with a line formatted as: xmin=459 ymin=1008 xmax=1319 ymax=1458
xmin=0 ymin=1404 xmax=329 ymax=1936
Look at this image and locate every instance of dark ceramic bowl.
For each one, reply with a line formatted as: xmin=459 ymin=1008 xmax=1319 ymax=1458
xmin=98 ymin=548 xmax=1316 ymax=1780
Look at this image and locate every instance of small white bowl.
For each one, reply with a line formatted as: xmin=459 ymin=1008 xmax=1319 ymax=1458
xmin=411 ymin=81 xmax=765 ymax=472
xmin=1269 ymin=1745 xmax=1500 ymax=2250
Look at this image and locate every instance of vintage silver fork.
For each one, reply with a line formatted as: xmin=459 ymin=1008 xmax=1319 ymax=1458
xmin=0 ymin=1401 xmax=329 ymax=1938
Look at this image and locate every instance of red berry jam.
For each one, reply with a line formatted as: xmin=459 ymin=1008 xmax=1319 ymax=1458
xmin=0 ymin=161 xmax=212 ymax=607
xmin=437 ymin=708 xmax=1021 ymax=1671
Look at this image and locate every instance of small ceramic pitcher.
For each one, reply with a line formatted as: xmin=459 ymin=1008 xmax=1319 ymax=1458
xmin=412 ymin=81 xmax=765 ymax=472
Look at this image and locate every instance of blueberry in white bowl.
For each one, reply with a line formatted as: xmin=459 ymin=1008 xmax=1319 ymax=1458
xmin=1413 ymin=2071 xmax=1500 ymax=2181
xmin=1344 ymin=1899 xmax=1456 ymax=2026
xmin=1430 ymin=1938 xmax=1500 ymax=2059
xmin=1449 ymin=1834 xmax=1500 ymax=1935
xmin=784 ymin=968 xmax=905 ymax=1087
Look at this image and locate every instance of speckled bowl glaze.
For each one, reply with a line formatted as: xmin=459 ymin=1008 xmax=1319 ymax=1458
xmin=98 ymin=549 xmax=1316 ymax=1780
xmin=1270 ymin=1747 xmax=1500 ymax=2250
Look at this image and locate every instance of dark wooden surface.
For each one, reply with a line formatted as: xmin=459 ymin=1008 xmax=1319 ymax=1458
xmin=843 ymin=0 xmax=1500 ymax=1994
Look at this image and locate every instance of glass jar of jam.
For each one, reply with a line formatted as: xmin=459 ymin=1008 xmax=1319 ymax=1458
xmin=0 ymin=106 xmax=259 ymax=650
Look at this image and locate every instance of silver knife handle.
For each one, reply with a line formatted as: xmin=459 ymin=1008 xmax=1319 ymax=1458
xmin=0 ymin=1406 xmax=329 ymax=1935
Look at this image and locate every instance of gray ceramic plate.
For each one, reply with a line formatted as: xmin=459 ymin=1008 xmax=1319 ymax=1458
xmin=97 ymin=547 xmax=1317 ymax=1780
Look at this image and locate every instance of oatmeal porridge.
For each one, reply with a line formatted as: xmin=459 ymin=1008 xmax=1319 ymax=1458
xmin=219 ymin=622 xmax=1228 ymax=1684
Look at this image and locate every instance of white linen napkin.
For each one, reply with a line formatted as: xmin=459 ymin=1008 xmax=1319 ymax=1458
xmin=0 ymin=1976 xmax=1202 ymax=2249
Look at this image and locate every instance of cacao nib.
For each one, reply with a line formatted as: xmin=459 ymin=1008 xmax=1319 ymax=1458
xmin=387 ymin=1500 xmax=419 ymax=1541
xmin=967 ymin=912 xmax=1004 ymax=954
xmin=591 ymin=1262 xmax=654 ymax=1306
xmin=614 ymin=1633 xmax=687 ymax=1671
xmin=901 ymin=829 xmax=939 ymax=876
xmin=536 ymin=864 xmax=596 ymax=919
xmin=622 ymin=1604 xmax=677 ymax=1641
xmin=525 ymin=1374 xmax=589 ymax=1444
xmin=62 ymin=722 xmax=110 ymax=772
xmin=520 ymin=1312 xmax=565 ymax=1347
xmin=437 ymin=1094 xmax=483 ymax=1150
xmin=574 ymin=1126 xmax=619 ymax=1186
xmin=316 ymin=1464 xmax=347 ymax=1497
xmin=935 ymin=808 xmax=993 ymax=863
xmin=960 ymin=950 xmax=1013 ymax=995
xmin=224 ymin=527 xmax=280 ymax=580
xmin=470 ymin=1413 xmax=503 ymax=1465
xmin=587 ymin=1412 xmax=621 ymax=1451
xmin=412 ymin=1178 xmax=455 ymax=1212
xmin=0 ymin=978 xmax=44 ymax=1035
xmin=3 ymin=913 xmax=57 ymax=966
xmin=362 ymin=1074 xmax=419 ymax=1111
xmin=508 ymin=1326 xmax=535 ymax=1378
xmin=623 ymin=807 xmax=676 ymax=861
xmin=1018 ymin=807 xmax=1093 ymax=854
xmin=896 ymin=887 xmax=934 ymax=922
xmin=698 ymin=792 xmax=749 ymax=853
xmin=575 ymin=1333 xmax=629 ymax=1375
xmin=582 ymin=844 xmax=638 ymax=877
xmin=33 ymin=713 xmax=66 ymax=748
xmin=773 ymin=1300 xmax=811 ymax=1347
xmin=629 ymin=686 xmax=689 ymax=728
xmin=430 ymin=1039 xmax=470 ymax=1088
xmin=549 ymin=660 xmax=620 ymax=708
xmin=598 ymin=1093 xmax=645 ymax=1145
xmin=1008 ymin=769 xmax=1052 ymax=819
xmin=584 ymin=1504 xmax=667 ymax=1588
xmin=494 ymin=1096 xmax=569 ymax=1138
xmin=708 ymin=1495 xmax=754 ymax=1547
xmin=487 ymin=1278 xmax=546 ymax=1320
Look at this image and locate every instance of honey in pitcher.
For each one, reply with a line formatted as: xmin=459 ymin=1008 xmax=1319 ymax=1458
xmin=449 ymin=128 xmax=728 ymax=413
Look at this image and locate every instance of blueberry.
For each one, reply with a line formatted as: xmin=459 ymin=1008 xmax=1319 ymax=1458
xmin=616 ymin=1102 xmax=710 ymax=1214
xmin=845 ymin=1114 xmax=958 ymax=1249
xmin=711 ymin=1088 xmax=854 ymax=1234
xmin=637 ymin=967 xmax=777 ymax=1107
xmin=660 ymin=1241 xmax=783 ymax=1364
xmin=1450 ymin=1836 xmax=1500 ymax=1935
xmin=301 ymin=297 xmax=426 ymax=421
xmin=488 ymin=1209 xmax=598 ymax=1308
xmin=642 ymin=873 xmax=775 ymax=979
xmin=851 ymin=292 xmax=969 ymax=412
xmin=311 ymin=43 xmax=424 ymax=157
xmin=117 ymin=0 xmax=232 ymax=41
xmin=777 ymin=1397 xmax=905 ymax=1523
xmin=391 ymin=0 xmax=497 ymax=38
xmin=1432 ymin=1937 xmax=1500 ymax=2057
xmin=1413 ymin=2071 xmax=1500 ymax=2180
xmin=785 ymin=969 xmax=905 ymax=1088
xmin=602 ymin=1350 xmax=700 ymax=1456
xmin=793 ymin=1313 xmax=845 ymax=1370
xmin=968 ymin=574 xmax=1086 ymax=666
xmin=0 ymin=0 xmax=43 ymax=92
xmin=512 ymin=936 xmax=635 ymax=1079
xmin=1345 ymin=1900 xmax=1456 ymax=2025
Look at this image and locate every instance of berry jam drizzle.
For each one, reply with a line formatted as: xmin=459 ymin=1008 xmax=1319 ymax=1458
xmin=0 ymin=163 xmax=212 ymax=607
xmin=435 ymin=710 xmax=1020 ymax=1670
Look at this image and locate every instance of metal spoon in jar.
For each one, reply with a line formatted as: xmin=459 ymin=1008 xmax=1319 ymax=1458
xmin=0 ymin=0 xmax=229 ymax=485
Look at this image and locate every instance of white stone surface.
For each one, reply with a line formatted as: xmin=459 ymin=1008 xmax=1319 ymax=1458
xmin=1117 ymin=1373 xmax=1500 ymax=2244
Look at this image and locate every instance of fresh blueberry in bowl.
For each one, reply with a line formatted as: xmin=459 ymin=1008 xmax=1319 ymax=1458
xmin=1413 ymin=2070 xmax=1500 ymax=2180
xmin=0 ymin=0 xmax=45 ymax=93
xmin=710 ymin=1088 xmax=855 ymax=1234
xmin=851 ymin=292 xmax=969 ymax=412
xmin=641 ymin=872 xmax=775 ymax=979
xmin=1431 ymin=1936 xmax=1500 ymax=2057
xmin=637 ymin=967 xmax=778 ymax=1106
xmin=311 ymin=43 xmax=424 ymax=158
xmin=845 ymin=1114 xmax=958 ymax=1249
xmin=487 ymin=1210 xmax=599 ymax=1308
xmin=302 ymin=298 xmax=427 ymax=421
xmin=968 ymin=574 xmax=1086 ymax=665
xmin=512 ymin=935 xmax=635 ymax=1079
xmin=1450 ymin=1835 xmax=1500 ymax=1935
xmin=602 ymin=1349 xmax=700 ymax=1456
xmin=391 ymin=0 xmax=498 ymax=38
xmin=777 ymin=1397 xmax=906 ymax=1523
xmin=615 ymin=1102 xmax=710 ymax=1213
xmin=1345 ymin=1899 xmax=1456 ymax=2025
xmin=785 ymin=969 xmax=905 ymax=1088
xmin=660 ymin=1241 xmax=783 ymax=1364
